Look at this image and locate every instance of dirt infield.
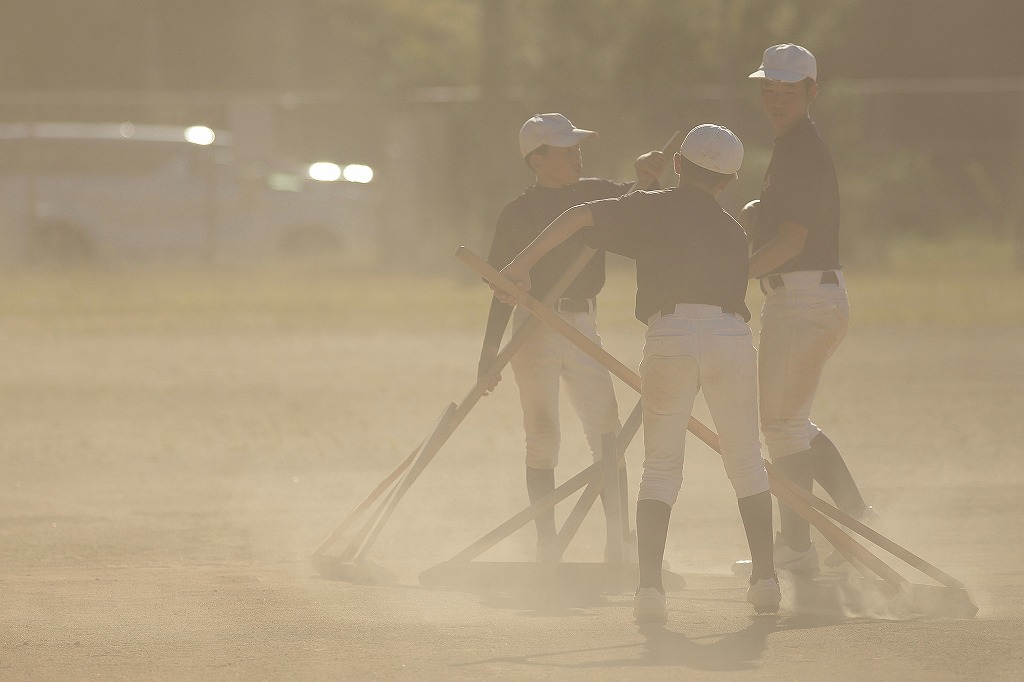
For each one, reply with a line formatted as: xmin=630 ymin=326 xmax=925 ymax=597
xmin=2 ymin=264 xmax=1023 ymax=680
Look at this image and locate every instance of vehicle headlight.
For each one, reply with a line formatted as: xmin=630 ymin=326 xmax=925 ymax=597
xmin=308 ymin=162 xmax=342 ymax=182
xmin=342 ymin=164 xmax=373 ymax=184
xmin=185 ymin=126 xmax=216 ymax=146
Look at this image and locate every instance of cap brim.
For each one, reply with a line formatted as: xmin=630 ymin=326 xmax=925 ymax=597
xmin=549 ymin=129 xmax=598 ymax=147
xmin=748 ymin=68 xmax=810 ymax=82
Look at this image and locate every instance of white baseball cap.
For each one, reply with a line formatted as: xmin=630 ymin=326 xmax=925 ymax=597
xmin=519 ymin=113 xmax=598 ymax=158
xmin=748 ymin=43 xmax=817 ymax=82
xmin=679 ymin=124 xmax=744 ymax=175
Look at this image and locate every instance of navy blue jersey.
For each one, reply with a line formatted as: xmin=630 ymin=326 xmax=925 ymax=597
xmin=754 ymin=117 xmax=841 ymax=273
xmin=482 ymin=178 xmax=632 ymax=346
xmin=586 ymin=185 xmax=751 ymax=324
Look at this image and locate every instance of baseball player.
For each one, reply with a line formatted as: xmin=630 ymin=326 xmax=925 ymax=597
xmin=497 ymin=124 xmax=781 ymax=621
xmin=745 ymin=44 xmax=878 ymax=575
xmin=478 ymin=113 xmax=666 ymax=563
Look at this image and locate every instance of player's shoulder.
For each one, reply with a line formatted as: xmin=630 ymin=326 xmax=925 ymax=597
xmin=790 ymin=118 xmax=831 ymax=153
xmin=617 ymin=187 xmax=673 ymax=209
xmin=508 ymin=183 xmax=538 ymax=202
xmin=577 ymin=177 xmax=632 ymax=198
xmin=577 ymin=177 xmax=622 ymax=187
xmin=501 ymin=184 xmax=542 ymax=212
xmin=720 ymin=204 xmax=745 ymax=229
xmin=494 ymin=189 xmax=535 ymax=228
xmin=715 ymin=206 xmax=749 ymax=248
xmin=776 ymin=125 xmax=833 ymax=175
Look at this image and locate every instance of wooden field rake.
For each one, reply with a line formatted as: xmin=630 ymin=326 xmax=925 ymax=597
xmin=310 ymin=247 xmax=644 ymax=584
xmin=452 ymin=246 xmax=977 ymax=618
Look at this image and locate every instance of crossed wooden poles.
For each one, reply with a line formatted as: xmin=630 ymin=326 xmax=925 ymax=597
xmin=452 ymin=248 xmax=977 ymax=617
xmin=308 ymin=253 xmax=647 ymax=586
xmin=309 ymin=132 xmax=684 ymax=580
xmin=311 ymin=137 xmax=977 ymax=617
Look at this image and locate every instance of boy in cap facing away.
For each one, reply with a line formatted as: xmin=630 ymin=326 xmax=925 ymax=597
xmin=498 ymin=124 xmax=780 ymax=622
xmin=479 ymin=113 xmax=666 ymax=563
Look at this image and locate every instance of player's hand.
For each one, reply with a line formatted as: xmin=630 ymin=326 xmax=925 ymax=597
xmin=477 ymin=345 xmax=501 ymax=396
xmin=494 ymin=262 xmax=531 ymax=306
xmin=634 ymin=151 xmax=667 ymax=189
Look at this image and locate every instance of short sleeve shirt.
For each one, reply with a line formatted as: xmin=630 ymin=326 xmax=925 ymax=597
xmin=584 ymin=186 xmax=752 ymax=324
xmin=486 ymin=178 xmax=633 ymax=299
xmin=754 ymin=117 xmax=841 ymax=273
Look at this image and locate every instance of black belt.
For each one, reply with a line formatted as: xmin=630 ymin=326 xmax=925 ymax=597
xmin=764 ymin=270 xmax=839 ymax=291
xmin=655 ymin=302 xmax=726 ymax=318
xmin=556 ymin=297 xmax=593 ymax=313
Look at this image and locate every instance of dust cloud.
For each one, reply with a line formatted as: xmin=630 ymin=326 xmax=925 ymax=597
xmin=1 ymin=263 xmax=1022 ymax=678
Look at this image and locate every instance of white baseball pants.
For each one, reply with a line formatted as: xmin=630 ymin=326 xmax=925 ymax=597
xmin=510 ymin=303 xmax=622 ymax=469
xmin=758 ymin=270 xmax=850 ymax=460
xmin=638 ymin=304 xmax=769 ymax=506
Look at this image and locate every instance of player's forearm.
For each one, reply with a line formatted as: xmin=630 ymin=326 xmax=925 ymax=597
xmin=478 ymin=341 xmax=500 ymax=369
xmin=749 ymin=243 xmax=794 ymax=279
xmin=481 ymin=296 xmax=513 ymax=348
xmin=510 ymin=205 xmax=594 ymax=271
xmin=748 ymin=222 xmax=807 ymax=279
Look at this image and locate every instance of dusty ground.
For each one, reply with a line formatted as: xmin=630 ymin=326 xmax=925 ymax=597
xmin=2 ymin=262 xmax=1023 ymax=680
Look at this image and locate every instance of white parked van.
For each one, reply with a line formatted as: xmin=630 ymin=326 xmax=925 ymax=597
xmin=0 ymin=122 xmax=378 ymax=265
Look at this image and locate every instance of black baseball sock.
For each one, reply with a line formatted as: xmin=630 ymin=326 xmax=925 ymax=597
xmin=773 ymin=449 xmax=814 ymax=551
xmin=737 ymin=490 xmax=776 ymax=582
xmin=636 ymin=499 xmax=671 ymax=593
xmin=810 ymin=432 xmax=868 ymax=515
xmin=526 ymin=466 xmax=556 ymax=544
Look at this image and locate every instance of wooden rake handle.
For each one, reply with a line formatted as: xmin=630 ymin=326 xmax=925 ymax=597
xmin=629 ymin=130 xmax=685 ymax=192
xmin=457 ymin=246 xmax=963 ymax=590
xmin=766 ymin=460 xmax=908 ymax=592
xmin=765 ymin=459 xmax=965 ymax=589
xmin=459 ymin=246 xmax=719 ymax=448
xmin=448 ymin=398 xmax=643 ymax=564
xmin=310 ymin=440 xmax=421 ymax=560
xmin=312 ymin=241 xmax=605 ymax=562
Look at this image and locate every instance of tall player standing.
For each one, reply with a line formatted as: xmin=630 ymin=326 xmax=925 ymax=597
xmin=744 ymin=44 xmax=878 ymax=575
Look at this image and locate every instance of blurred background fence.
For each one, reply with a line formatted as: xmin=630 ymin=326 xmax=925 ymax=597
xmin=0 ymin=0 xmax=1021 ymax=272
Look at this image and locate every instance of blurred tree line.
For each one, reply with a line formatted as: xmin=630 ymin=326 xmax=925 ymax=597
xmin=1 ymin=0 xmax=1021 ymax=268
